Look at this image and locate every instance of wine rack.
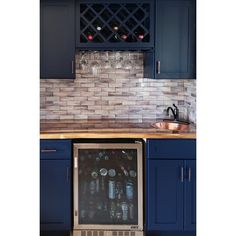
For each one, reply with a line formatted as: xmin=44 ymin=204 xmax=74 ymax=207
xmin=76 ymin=0 xmax=154 ymax=48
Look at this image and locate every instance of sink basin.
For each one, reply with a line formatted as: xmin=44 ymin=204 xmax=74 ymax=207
xmin=151 ymin=120 xmax=190 ymax=131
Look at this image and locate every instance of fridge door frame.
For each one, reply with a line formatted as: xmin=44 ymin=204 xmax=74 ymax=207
xmin=73 ymin=143 xmax=143 ymax=231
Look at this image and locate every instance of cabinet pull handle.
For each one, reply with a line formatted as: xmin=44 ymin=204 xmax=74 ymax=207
xmin=157 ymin=61 xmax=161 ymax=74
xmin=72 ymin=60 xmax=74 ymax=74
xmin=181 ymin=167 xmax=184 ymax=182
xmin=41 ymin=149 xmax=57 ymax=153
xmin=66 ymin=167 xmax=70 ymax=182
xmin=188 ymin=167 xmax=192 ymax=182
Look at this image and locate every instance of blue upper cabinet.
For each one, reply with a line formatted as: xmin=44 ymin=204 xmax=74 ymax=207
xmin=40 ymin=0 xmax=75 ymax=79
xmin=155 ymin=0 xmax=196 ymax=79
xmin=75 ymin=0 xmax=154 ymax=49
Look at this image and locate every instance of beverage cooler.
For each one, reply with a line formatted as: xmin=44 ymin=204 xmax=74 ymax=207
xmin=73 ymin=140 xmax=143 ymax=234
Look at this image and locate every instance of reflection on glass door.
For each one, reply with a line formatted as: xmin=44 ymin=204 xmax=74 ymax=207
xmin=73 ymin=143 xmax=143 ymax=230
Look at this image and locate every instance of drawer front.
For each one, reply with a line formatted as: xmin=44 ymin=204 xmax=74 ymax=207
xmin=40 ymin=140 xmax=72 ymax=160
xmin=147 ymin=139 xmax=196 ymax=160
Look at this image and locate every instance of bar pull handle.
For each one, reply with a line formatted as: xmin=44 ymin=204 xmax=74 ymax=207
xmin=72 ymin=60 xmax=74 ymax=74
xmin=66 ymin=167 xmax=70 ymax=183
xmin=181 ymin=167 xmax=184 ymax=182
xmin=156 ymin=60 xmax=161 ymax=74
xmin=188 ymin=167 xmax=192 ymax=182
xmin=41 ymin=149 xmax=57 ymax=153
xmin=74 ymin=157 xmax=78 ymax=168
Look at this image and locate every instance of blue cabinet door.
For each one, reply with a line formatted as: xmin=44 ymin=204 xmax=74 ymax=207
xmin=155 ymin=0 xmax=196 ymax=79
xmin=40 ymin=160 xmax=71 ymax=230
xmin=40 ymin=0 xmax=75 ymax=79
xmin=147 ymin=160 xmax=184 ymax=231
xmin=184 ymin=160 xmax=196 ymax=231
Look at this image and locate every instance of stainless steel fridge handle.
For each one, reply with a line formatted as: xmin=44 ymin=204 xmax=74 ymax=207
xmin=74 ymin=157 xmax=78 ymax=168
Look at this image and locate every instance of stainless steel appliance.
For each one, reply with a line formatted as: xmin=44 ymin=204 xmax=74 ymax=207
xmin=73 ymin=140 xmax=144 ymax=236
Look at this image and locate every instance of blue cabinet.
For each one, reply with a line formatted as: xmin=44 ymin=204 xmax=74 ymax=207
xmin=184 ymin=160 xmax=196 ymax=230
xmin=40 ymin=140 xmax=72 ymax=231
xmin=40 ymin=160 xmax=71 ymax=230
xmin=154 ymin=0 xmax=196 ymax=79
xmin=147 ymin=160 xmax=184 ymax=230
xmin=146 ymin=139 xmax=196 ymax=232
xmin=40 ymin=0 xmax=75 ymax=79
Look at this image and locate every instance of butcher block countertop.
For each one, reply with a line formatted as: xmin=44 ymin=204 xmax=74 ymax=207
xmin=40 ymin=119 xmax=196 ymax=139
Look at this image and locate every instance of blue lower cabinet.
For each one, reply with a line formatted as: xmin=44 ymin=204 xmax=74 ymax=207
xmin=146 ymin=139 xmax=196 ymax=232
xmin=147 ymin=160 xmax=184 ymax=231
xmin=40 ymin=160 xmax=71 ymax=230
xmin=184 ymin=160 xmax=196 ymax=231
xmin=146 ymin=159 xmax=196 ymax=232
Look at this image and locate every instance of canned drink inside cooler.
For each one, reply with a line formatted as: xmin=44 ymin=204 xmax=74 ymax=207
xmin=89 ymin=180 xmax=96 ymax=195
xmin=129 ymin=202 xmax=134 ymax=220
xmin=121 ymin=201 xmax=128 ymax=221
xmin=126 ymin=181 xmax=134 ymax=200
xmin=109 ymin=201 xmax=116 ymax=219
xmin=108 ymin=180 xmax=116 ymax=199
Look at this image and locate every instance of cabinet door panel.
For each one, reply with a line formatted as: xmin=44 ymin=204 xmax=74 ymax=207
xmin=155 ymin=0 xmax=195 ymax=79
xmin=184 ymin=160 xmax=196 ymax=230
xmin=147 ymin=139 xmax=196 ymax=160
xmin=40 ymin=0 xmax=75 ymax=79
xmin=40 ymin=160 xmax=71 ymax=230
xmin=147 ymin=160 xmax=184 ymax=231
xmin=40 ymin=140 xmax=72 ymax=160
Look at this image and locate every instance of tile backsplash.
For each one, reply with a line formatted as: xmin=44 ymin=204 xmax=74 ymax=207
xmin=40 ymin=51 xmax=196 ymax=123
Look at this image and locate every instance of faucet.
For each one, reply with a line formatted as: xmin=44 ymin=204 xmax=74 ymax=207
xmin=166 ymin=104 xmax=179 ymax=121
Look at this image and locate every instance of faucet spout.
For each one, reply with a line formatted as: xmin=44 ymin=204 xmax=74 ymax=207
xmin=167 ymin=107 xmax=176 ymax=119
xmin=166 ymin=104 xmax=179 ymax=121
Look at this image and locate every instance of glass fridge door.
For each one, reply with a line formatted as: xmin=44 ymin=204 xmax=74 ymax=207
xmin=73 ymin=143 xmax=143 ymax=230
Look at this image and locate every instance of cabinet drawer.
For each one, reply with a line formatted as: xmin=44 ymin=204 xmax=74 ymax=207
xmin=147 ymin=139 xmax=196 ymax=159
xmin=40 ymin=140 xmax=72 ymax=160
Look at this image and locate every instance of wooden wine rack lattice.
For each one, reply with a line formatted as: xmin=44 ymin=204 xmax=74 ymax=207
xmin=78 ymin=2 xmax=151 ymax=44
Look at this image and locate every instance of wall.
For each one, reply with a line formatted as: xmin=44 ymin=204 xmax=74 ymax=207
xmin=40 ymin=51 xmax=196 ymax=123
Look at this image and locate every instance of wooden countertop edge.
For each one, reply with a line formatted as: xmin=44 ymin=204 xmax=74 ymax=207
xmin=40 ymin=132 xmax=196 ymax=139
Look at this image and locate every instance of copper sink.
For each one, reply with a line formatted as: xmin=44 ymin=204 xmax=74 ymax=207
xmin=151 ymin=120 xmax=190 ymax=131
